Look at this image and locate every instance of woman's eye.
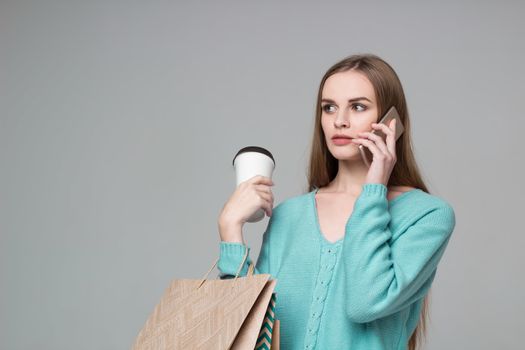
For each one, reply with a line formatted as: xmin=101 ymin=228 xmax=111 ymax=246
xmin=322 ymin=103 xmax=366 ymax=113
xmin=352 ymin=104 xmax=366 ymax=112
xmin=322 ymin=104 xmax=336 ymax=113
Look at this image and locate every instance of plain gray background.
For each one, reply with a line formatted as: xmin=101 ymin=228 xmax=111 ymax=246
xmin=1 ymin=0 xmax=524 ymax=349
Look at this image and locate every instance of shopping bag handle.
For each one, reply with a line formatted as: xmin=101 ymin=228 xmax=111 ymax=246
xmin=196 ymin=244 xmax=254 ymax=290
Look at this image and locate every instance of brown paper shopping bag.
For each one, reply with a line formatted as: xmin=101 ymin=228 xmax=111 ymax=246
xmin=133 ymin=247 xmax=279 ymax=349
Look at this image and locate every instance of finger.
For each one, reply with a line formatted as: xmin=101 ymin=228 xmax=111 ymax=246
xmin=255 ymin=183 xmax=274 ymax=198
xmin=372 ymin=121 xmax=396 ymax=154
xmin=387 ymin=119 xmax=397 ymax=154
xmin=256 ymin=186 xmax=274 ymax=203
xmin=386 ymin=120 xmax=396 ymax=154
xmin=357 ymin=131 xmax=389 ymax=154
xmin=372 ymin=119 xmax=396 ymax=130
xmin=371 ymin=122 xmax=395 ymax=137
xmin=252 ymin=175 xmax=274 ymax=186
xmin=263 ymin=201 xmax=273 ymax=216
xmin=351 ymin=138 xmax=383 ymax=158
xmin=259 ymin=196 xmax=273 ymax=216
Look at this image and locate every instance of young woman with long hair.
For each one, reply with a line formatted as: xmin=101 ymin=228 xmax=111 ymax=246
xmin=218 ymin=53 xmax=456 ymax=350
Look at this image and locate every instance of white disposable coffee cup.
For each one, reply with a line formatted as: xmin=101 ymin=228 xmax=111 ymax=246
xmin=232 ymin=146 xmax=276 ymax=223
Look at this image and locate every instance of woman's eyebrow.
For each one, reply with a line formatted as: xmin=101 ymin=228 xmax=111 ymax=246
xmin=321 ymin=97 xmax=372 ymax=103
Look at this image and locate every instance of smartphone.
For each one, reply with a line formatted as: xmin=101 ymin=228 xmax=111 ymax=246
xmin=358 ymin=106 xmax=405 ymax=168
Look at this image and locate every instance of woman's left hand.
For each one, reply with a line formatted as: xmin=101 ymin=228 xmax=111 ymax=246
xmin=351 ymin=119 xmax=397 ymax=186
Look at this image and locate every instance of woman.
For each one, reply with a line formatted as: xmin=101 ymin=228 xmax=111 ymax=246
xmin=217 ymin=53 xmax=456 ymax=350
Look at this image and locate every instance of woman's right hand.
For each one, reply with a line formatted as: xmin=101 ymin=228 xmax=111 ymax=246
xmin=218 ymin=175 xmax=275 ymax=230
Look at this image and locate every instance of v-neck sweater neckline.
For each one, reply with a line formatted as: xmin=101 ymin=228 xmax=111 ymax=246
xmin=311 ymin=185 xmax=422 ymax=245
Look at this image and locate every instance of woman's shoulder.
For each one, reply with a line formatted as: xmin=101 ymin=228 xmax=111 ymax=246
xmin=394 ymin=187 xmax=456 ymax=226
xmin=387 ymin=185 xmax=417 ymax=201
xmin=269 ymin=189 xmax=315 ymax=220
xmin=274 ymin=190 xmax=312 ymax=210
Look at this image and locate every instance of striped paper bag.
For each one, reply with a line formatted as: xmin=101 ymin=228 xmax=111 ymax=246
xmin=255 ymin=293 xmax=279 ymax=350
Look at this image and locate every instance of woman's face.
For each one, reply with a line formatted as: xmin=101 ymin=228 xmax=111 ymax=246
xmin=320 ymin=70 xmax=379 ymax=161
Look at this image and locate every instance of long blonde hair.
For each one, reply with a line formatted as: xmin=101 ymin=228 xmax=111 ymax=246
xmin=306 ymin=53 xmax=431 ymax=350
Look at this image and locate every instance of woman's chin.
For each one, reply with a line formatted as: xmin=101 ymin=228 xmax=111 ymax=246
xmin=330 ymin=149 xmax=362 ymax=161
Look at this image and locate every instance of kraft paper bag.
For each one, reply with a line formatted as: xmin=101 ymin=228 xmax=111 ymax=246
xmin=133 ymin=247 xmax=279 ymax=349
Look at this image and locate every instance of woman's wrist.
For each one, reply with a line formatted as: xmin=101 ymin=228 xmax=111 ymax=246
xmin=218 ymin=220 xmax=244 ymax=244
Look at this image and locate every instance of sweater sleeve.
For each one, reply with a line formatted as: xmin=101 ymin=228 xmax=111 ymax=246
xmin=217 ymin=214 xmax=273 ymax=279
xmin=342 ymin=183 xmax=456 ymax=323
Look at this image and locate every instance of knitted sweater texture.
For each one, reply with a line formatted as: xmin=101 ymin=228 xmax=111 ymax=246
xmin=218 ymin=183 xmax=456 ymax=350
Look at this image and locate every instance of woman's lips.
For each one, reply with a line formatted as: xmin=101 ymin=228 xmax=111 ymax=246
xmin=332 ymin=137 xmax=353 ymax=145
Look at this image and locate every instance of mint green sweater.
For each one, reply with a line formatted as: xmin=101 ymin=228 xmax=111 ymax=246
xmin=218 ymin=183 xmax=456 ymax=350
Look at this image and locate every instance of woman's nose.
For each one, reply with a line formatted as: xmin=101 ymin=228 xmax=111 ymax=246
xmin=334 ymin=111 xmax=350 ymax=128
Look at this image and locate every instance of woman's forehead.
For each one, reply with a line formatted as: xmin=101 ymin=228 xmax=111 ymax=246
xmin=322 ymin=71 xmax=375 ymax=102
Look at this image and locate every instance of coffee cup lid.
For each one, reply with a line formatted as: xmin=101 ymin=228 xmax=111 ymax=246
xmin=232 ymin=146 xmax=275 ymax=167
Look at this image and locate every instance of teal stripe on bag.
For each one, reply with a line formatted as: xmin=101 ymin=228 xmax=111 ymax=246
xmin=255 ymin=293 xmax=277 ymax=350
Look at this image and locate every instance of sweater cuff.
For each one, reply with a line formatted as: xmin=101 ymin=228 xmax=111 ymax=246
xmin=361 ymin=183 xmax=388 ymax=198
xmin=218 ymin=242 xmax=251 ymax=278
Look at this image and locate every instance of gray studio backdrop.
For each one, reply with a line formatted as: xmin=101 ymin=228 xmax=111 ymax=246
xmin=1 ymin=1 xmax=524 ymax=349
